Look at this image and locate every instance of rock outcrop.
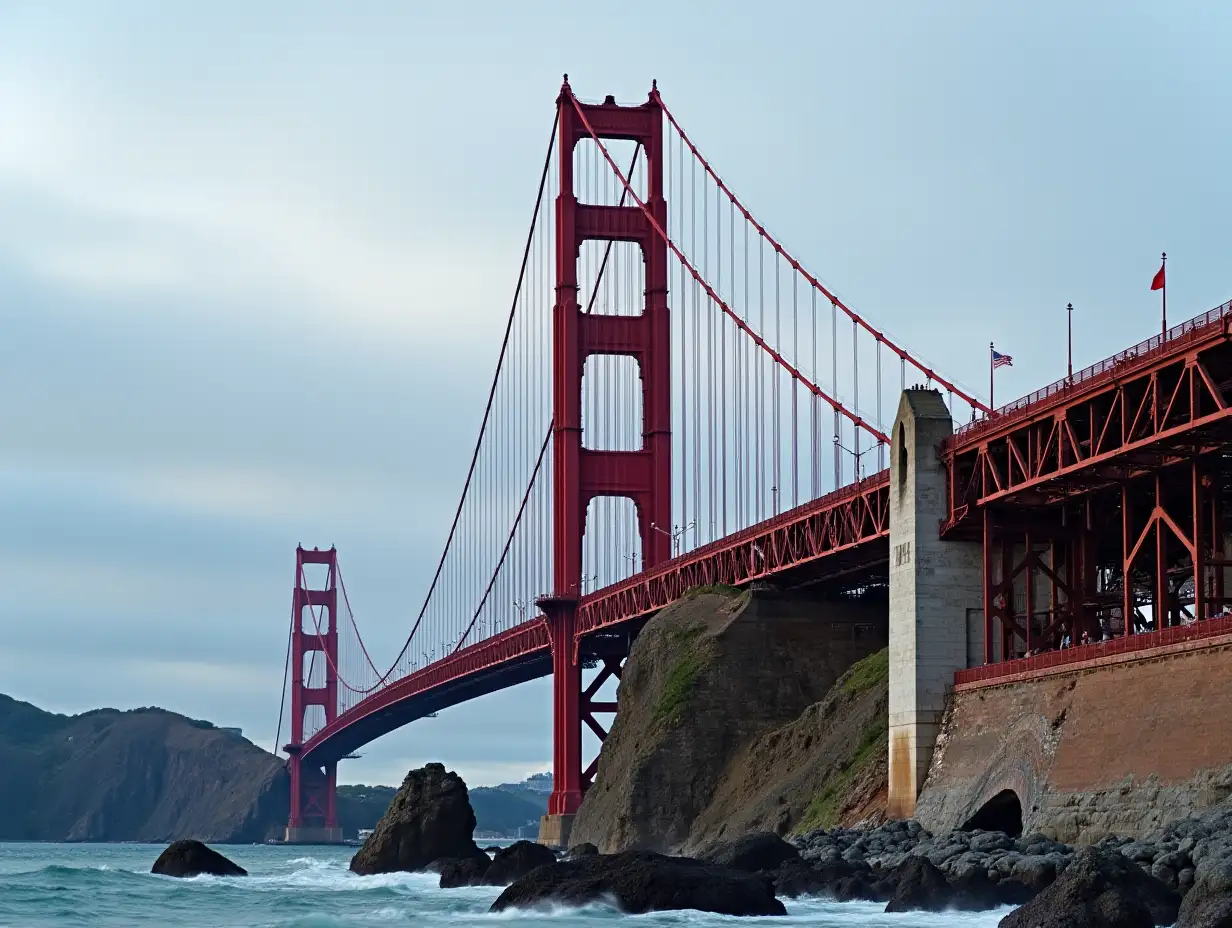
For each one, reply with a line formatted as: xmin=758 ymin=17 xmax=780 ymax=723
xmin=151 ymin=840 xmax=247 ymax=877
xmin=0 ymin=694 xmax=286 ymax=843
xmin=696 ymin=832 xmax=801 ymax=873
xmin=436 ymin=839 xmax=559 ymax=888
xmin=688 ymin=646 xmax=890 ymax=845
xmin=1178 ymin=856 xmax=1232 ymax=927
xmin=482 ymin=840 xmax=558 ymax=885
xmin=490 ymin=850 xmax=787 ymax=916
xmin=349 ymin=763 xmax=487 ymax=876
xmin=435 ymin=855 xmax=492 ymax=888
xmin=999 ymin=848 xmax=1178 ymax=928
xmin=569 ymin=587 xmax=888 ymax=853
xmin=883 ymin=856 xmax=967 ymax=912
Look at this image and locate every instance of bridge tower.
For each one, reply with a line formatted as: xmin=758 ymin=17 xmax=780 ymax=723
xmin=887 ymin=390 xmax=982 ymax=818
xmin=284 ymin=545 xmax=343 ymax=844
xmin=538 ymin=78 xmax=671 ymax=847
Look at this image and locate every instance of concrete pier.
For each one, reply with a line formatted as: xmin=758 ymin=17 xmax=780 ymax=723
xmin=887 ymin=388 xmax=982 ymax=818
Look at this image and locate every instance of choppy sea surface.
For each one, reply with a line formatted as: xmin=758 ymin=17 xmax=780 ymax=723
xmin=0 ymin=843 xmax=1013 ymax=927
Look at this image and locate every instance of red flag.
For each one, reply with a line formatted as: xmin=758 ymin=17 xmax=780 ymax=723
xmin=1151 ymin=264 xmax=1165 ymax=291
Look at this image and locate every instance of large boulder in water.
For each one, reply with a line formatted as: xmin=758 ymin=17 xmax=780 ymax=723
xmin=885 ymin=856 xmax=966 ymax=912
xmin=434 ymin=855 xmax=492 ymax=888
xmin=482 ymin=840 xmax=558 ymax=885
xmin=999 ymin=848 xmax=1179 ymax=928
xmin=349 ymin=763 xmax=487 ymax=875
xmin=490 ymin=849 xmax=787 ymax=916
xmin=151 ymin=839 xmax=246 ymax=877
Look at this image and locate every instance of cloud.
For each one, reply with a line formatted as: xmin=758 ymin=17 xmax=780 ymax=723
xmin=0 ymin=69 xmax=525 ymax=352
xmin=0 ymin=1 xmax=1229 ymax=791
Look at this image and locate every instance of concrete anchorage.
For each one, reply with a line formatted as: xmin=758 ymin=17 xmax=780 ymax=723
xmin=887 ymin=388 xmax=982 ymax=818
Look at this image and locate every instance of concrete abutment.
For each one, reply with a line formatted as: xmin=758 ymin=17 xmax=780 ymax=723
xmin=887 ymin=389 xmax=982 ymax=818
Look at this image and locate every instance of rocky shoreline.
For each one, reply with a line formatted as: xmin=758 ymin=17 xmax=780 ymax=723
xmin=777 ymin=801 xmax=1232 ymax=925
xmin=341 ymin=761 xmax=1232 ymax=924
xmin=791 ymin=800 xmax=1232 ymax=901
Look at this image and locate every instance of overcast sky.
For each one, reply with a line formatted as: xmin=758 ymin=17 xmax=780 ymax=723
xmin=1 ymin=1 xmax=1229 ymax=787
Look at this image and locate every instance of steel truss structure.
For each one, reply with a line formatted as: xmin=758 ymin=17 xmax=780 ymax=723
xmin=576 ymin=472 xmax=890 ymax=639
xmin=943 ymin=300 xmax=1232 ymax=668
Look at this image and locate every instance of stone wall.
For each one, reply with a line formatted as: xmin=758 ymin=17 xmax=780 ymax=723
xmin=915 ymin=635 xmax=1232 ymax=844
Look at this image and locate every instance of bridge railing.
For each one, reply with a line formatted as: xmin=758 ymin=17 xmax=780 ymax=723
xmin=955 ymin=613 xmax=1232 ymax=687
xmin=949 ymin=298 xmax=1232 ymax=448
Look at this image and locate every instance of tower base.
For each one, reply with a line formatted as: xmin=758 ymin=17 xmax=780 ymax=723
xmin=284 ymin=825 xmax=344 ymax=844
xmin=537 ymin=813 xmax=575 ymax=850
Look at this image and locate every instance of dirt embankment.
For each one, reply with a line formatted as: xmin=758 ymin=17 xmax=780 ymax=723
xmin=569 ymin=586 xmax=889 ymax=853
xmin=685 ymin=646 xmax=889 ymax=850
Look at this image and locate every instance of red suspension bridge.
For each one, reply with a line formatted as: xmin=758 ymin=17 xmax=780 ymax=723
xmin=275 ymin=78 xmax=1232 ymax=843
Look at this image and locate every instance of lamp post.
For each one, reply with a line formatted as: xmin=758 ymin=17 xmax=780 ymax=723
xmin=651 ymin=521 xmax=694 ymax=557
xmin=1067 ymin=302 xmax=1074 ymax=381
xmin=834 ymin=435 xmax=870 ymax=480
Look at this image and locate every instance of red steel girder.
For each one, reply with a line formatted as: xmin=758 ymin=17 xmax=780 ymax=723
xmin=943 ymin=301 xmax=1232 ymax=533
xmin=574 ymin=471 xmax=890 ymax=641
xmin=299 ymin=619 xmax=551 ymax=766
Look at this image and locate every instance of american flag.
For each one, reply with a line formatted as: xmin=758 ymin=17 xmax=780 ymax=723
xmin=992 ymin=349 xmax=1013 ymax=369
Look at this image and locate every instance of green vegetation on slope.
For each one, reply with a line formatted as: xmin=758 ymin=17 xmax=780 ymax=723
xmin=840 ymin=646 xmax=889 ymax=696
xmin=791 ymin=647 xmax=890 ymax=834
xmin=797 ymin=714 xmax=887 ymax=832
xmin=651 ymin=622 xmax=713 ymax=727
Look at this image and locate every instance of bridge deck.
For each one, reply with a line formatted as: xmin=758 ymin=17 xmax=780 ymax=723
xmin=942 ymin=298 xmax=1232 ymax=534
xmin=301 ymin=472 xmax=892 ymax=765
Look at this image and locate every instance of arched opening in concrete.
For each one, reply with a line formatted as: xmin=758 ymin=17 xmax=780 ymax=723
xmin=897 ymin=423 xmax=908 ymax=494
xmin=961 ymin=789 xmax=1023 ymax=837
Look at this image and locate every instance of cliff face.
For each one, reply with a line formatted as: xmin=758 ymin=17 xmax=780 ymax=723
xmin=569 ymin=586 xmax=888 ymax=853
xmin=0 ymin=694 xmax=287 ymax=842
xmin=685 ymin=647 xmax=889 ymax=850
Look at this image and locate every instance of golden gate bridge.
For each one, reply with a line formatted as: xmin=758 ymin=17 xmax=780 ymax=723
xmin=273 ymin=77 xmax=1232 ymax=844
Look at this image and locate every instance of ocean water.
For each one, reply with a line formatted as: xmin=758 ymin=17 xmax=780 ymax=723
xmin=0 ymin=843 xmax=1013 ymax=927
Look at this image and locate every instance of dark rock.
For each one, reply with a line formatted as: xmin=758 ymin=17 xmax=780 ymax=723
xmin=349 ymin=763 xmax=487 ymax=875
xmin=490 ymin=850 xmax=786 ymax=916
xmin=482 ymin=840 xmax=558 ymax=886
xmin=697 ymin=832 xmax=801 ymax=873
xmin=151 ymin=840 xmax=247 ymax=878
xmin=1011 ymin=853 xmax=1059 ymax=891
xmin=774 ymin=858 xmax=876 ymax=899
xmin=1000 ymin=848 xmax=1179 ymax=928
xmin=1177 ymin=855 xmax=1232 ymax=927
xmin=950 ymin=866 xmax=1036 ymax=909
xmin=885 ymin=856 xmax=966 ymax=913
xmin=566 ymin=842 xmax=599 ymax=858
xmin=435 ymin=856 xmax=490 ymax=888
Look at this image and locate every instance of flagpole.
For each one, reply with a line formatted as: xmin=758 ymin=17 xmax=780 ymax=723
xmin=1161 ymin=251 xmax=1167 ymax=339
